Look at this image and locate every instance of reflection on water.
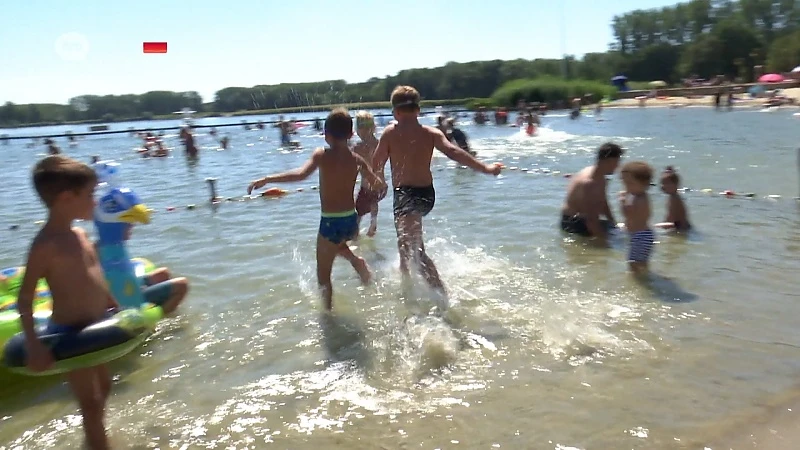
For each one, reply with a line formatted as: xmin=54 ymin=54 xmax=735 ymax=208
xmin=1 ymin=108 xmax=800 ymax=449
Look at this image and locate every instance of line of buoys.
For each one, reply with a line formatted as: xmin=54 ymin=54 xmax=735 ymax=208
xmin=4 ymin=166 xmax=798 ymax=231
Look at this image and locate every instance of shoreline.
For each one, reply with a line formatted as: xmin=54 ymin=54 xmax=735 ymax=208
xmin=3 ymin=87 xmax=799 ymax=134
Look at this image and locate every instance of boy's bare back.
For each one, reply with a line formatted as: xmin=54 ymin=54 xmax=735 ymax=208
xmin=29 ymin=226 xmax=112 ymax=326
xmin=380 ymin=122 xmax=438 ymax=187
xmin=315 ymin=147 xmax=369 ymax=213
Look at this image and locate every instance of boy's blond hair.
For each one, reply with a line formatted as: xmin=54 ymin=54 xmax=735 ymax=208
xmin=355 ymin=111 xmax=375 ymax=130
xmin=32 ymin=155 xmax=97 ymax=207
xmin=390 ymin=85 xmax=421 ymax=112
xmin=621 ymin=161 xmax=654 ymax=186
xmin=324 ymin=108 xmax=353 ymax=140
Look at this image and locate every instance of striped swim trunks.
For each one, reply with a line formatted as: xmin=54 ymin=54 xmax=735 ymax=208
xmin=627 ymin=229 xmax=655 ymax=263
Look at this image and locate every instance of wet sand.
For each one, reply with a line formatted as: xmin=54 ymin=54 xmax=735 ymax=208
xmin=707 ymin=391 xmax=800 ymax=450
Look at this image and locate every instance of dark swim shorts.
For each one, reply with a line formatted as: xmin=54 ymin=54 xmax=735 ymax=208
xmin=44 ymin=308 xmax=118 ymax=335
xmin=560 ymin=214 xmax=612 ymax=237
xmin=319 ymin=210 xmax=359 ymax=244
xmin=393 ymin=185 xmax=435 ymax=217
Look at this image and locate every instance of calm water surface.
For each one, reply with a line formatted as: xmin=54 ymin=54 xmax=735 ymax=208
xmin=1 ymin=107 xmax=799 ymax=449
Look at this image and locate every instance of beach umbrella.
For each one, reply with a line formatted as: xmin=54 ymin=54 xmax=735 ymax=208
xmin=758 ymin=73 xmax=785 ymax=83
xmin=792 ymin=66 xmax=800 ymax=73
xmin=649 ymin=80 xmax=667 ymax=87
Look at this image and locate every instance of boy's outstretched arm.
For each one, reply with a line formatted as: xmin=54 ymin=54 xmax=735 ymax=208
xmin=432 ymin=128 xmax=502 ymax=175
xmin=17 ymin=241 xmax=54 ymax=371
xmin=355 ymin=154 xmax=387 ymax=192
xmin=248 ymin=148 xmax=323 ymax=194
xmin=371 ymin=132 xmax=390 ymax=184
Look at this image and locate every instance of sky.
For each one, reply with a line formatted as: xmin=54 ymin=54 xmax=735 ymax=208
xmin=0 ymin=0 xmax=679 ymax=105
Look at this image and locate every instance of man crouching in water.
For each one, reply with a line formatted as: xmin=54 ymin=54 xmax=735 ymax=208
xmin=373 ymin=85 xmax=502 ymax=304
xmin=561 ymin=142 xmax=624 ymax=246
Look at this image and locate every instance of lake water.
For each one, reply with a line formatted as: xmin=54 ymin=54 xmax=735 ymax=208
xmin=1 ymin=107 xmax=799 ymax=449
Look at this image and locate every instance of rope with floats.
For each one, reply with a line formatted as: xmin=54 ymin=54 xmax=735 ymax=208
xmin=4 ymin=168 xmax=798 ymax=232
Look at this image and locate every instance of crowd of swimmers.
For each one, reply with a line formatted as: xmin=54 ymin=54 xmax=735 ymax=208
xmin=12 ymin=84 xmax=696 ymax=449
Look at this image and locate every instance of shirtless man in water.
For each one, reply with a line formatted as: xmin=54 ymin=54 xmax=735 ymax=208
xmin=560 ymin=142 xmax=624 ymax=246
xmin=372 ymin=85 xmax=502 ymax=301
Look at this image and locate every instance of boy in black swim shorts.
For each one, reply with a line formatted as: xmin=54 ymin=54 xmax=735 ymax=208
xmin=247 ymin=108 xmax=386 ymax=310
xmin=372 ymin=85 xmax=502 ymax=302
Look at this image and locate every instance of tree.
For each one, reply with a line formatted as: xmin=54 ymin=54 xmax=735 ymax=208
xmin=766 ymin=29 xmax=800 ymax=71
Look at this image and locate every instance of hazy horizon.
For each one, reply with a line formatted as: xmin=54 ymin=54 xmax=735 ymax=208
xmin=1 ymin=0 xmax=678 ymax=105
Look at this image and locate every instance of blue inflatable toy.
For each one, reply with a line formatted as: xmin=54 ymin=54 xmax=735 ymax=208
xmin=93 ymin=168 xmax=152 ymax=309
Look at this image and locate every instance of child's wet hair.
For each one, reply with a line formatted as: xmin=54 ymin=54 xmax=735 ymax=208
xmin=32 ymin=155 xmax=97 ymax=207
xmin=391 ymin=85 xmax=421 ymax=112
xmin=661 ymin=166 xmax=681 ymax=185
xmin=597 ymin=142 xmax=624 ymax=160
xmin=621 ymin=161 xmax=654 ymax=185
xmin=324 ymin=108 xmax=353 ymax=140
xmin=355 ymin=110 xmax=375 ymax=130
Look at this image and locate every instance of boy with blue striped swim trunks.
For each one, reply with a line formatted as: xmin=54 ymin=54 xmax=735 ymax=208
xmin=247 ymin=108 xmax=387 ymax=310
xmin=619 ymin=161 xmax=655 ymax=276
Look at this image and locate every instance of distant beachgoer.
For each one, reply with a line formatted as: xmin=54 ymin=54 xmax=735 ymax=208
xmin=353 ymin=111 xmax=380 ymax=237
xmin=619 ymin=161 xmax=655 ymax=275
xmin=560 ymin=142 xmax=624 ymax=246
xmin=44 ymin=138 xmax=61 ymax=155
xmin=247 ymin=108 xmax=386 ymax=310
xmin=474 ymin=107 xmax=488 ymax=125
xmin=274 ymin=115 xmax=297 ymax=147
xmin=179 ymin=126 xmax=198 ymax=158
xmin=372 ymin=85 xmax=502 ymax=304
xmin=220 ymin=136 xmax=230 ymax=150
xmin=570 ymin=98 xmax=581 ymax=119
xmin=445 ymin=118 xmax=475 ymax=155
xmin=656 ymin=166 xmax=691 ymax=232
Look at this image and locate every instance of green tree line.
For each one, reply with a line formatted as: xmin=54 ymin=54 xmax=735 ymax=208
xmin=2 ymin=0 xmax=798 ymax=127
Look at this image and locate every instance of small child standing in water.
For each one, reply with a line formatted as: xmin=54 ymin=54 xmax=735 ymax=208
xmin=619 ymin=161 xmax=655 ymax=275
xmin=656 ymin=166 xmax=691 ymax=232
xmin=353 ymin=111 xmax=380 ymax=237
xmin=247 ymin=108 xmax=386 ymax=310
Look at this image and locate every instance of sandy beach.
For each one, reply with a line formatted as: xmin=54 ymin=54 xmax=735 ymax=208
xmin=606 ymin=86 xmax=800 ymax=110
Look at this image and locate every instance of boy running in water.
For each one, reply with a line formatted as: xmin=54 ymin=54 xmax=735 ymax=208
xmin=247 ymin=108 xmax=386 ymax=310
xmin=18 ymin=155 xmax=118 ymax=450
xmin=353 ymin=111 xmax=380 ymax=237
xmin=372 ymin=86 xmax=502 ymax=302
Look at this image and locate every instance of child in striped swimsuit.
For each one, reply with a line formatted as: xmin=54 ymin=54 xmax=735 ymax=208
xmin=619 ymin=161 xmax=655 ymax=276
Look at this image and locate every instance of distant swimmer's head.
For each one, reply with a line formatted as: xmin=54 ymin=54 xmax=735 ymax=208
xmin=391 ymin=85 xmax=421 ymax=118
xmin=324 ymin=107 xmax=353 ymax=144
xmin=620 ymin=161 xmax=653 ymax=195
xmin=32 ymin=155 xmax=98 ymax=220
xmin=355 ymin=110 xmax=375 ymax=136
xmin=596 ymin=142 xmax=624 ymax=175
xmin=660 ymin=166 xmax=681 ymax=194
